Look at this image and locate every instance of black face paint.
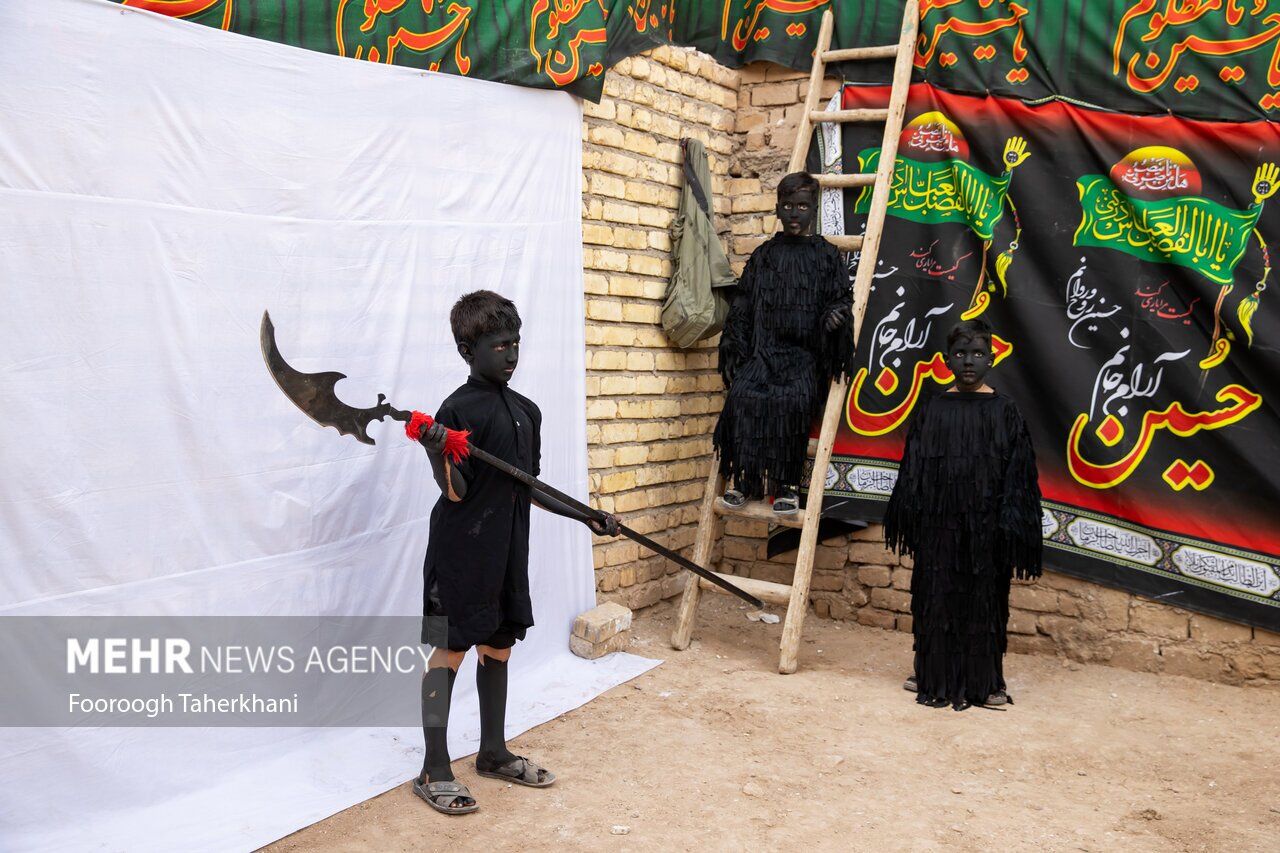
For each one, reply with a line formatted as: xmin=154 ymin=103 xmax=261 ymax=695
xmin=461 ymin=329 xmax=520 ymax=386
xmin=776 ymin=187 xmax=816 ymax=236
xmin=946 ymin=333 xmax=993 ymax=392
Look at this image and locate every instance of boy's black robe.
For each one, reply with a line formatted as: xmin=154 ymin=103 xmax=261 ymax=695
xmin=714 ymin=233 xmax=854 ymax=497
xmin=423 ymin=377 xmax=541 ymax=650
xmin=883 ymin=390 xmax=1042 ymax=707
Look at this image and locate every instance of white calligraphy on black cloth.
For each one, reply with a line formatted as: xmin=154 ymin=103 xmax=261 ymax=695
xmin=1089 ymin=343 xmax=1189 ymax=421
xmin=1065 ymin=257 xmax=1121 ymax=348
xmin=869 ymin=301 xmax=954 ymax=373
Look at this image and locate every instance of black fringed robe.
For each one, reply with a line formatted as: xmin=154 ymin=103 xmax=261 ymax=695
xmin=714 ymin=233 xmax=854 ymax=497
xmin=883 ymin=390 xmax=1042 ymax=708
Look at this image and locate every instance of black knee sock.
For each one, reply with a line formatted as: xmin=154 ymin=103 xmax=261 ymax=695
xmin=475 ymin=656 xmax=517 ymax=770
xmin=420 ymin=665 xmax=457 ymax=784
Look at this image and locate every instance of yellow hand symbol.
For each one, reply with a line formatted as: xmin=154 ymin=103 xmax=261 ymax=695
xmin=1253 ymin=162 xmax=1280 ymax=205
xmin=1002 ymin=136 xmax=1030 ymax=170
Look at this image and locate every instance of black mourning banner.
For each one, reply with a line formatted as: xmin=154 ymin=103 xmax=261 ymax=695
xmin=812 ymin=83 xmax=1280 ymax=631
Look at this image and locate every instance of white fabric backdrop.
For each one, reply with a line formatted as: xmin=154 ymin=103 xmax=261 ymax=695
xmin=0 ymin=1 xmax=658 ymax=849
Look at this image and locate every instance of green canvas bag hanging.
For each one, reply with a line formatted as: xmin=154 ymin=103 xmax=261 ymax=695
xmin=662 ymin=138 xmax=737 ymax=348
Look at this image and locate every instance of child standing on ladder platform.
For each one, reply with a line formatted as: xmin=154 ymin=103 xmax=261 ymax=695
xmin=714 ymin=171 xmax=855 ymax=515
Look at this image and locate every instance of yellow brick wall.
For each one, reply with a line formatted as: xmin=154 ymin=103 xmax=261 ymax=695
xmin=580 ymin=47 xmax=738 ymax=611
xmin=580 ymin=55 xmax=1280 ymax=685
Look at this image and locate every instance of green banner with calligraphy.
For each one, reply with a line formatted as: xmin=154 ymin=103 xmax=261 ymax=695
xmin=838 ymin=0 xmax=1280 ymax=123
xmin=1075 ymin=176 xmax=1263 ymax=286
xmin=111 ymin=0 xmax=893 ymax=102
xmin=107 ymin=2 xmax=1280 ymax=118
xmin=855 ymin=148 xmax=1011 ymax=241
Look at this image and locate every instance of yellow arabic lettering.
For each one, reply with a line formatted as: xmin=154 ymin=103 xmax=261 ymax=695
xmin=1080 ymin=183 xmax=1246 ymax=274
xmin=1067 ymin=384 xmax=1261 ymax=489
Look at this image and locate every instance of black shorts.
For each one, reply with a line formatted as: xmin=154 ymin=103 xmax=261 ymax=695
xmin=422 ymin=583 xmax=523 ymax=652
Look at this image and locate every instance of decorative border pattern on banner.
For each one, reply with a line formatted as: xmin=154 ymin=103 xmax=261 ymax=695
xmin=810 ymin=455 xmax=1280 ymax=620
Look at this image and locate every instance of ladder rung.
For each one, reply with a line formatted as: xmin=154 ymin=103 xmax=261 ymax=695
xmin=698 ymin=572 xmax=793 ymax=607
xmin=822 ymin=45 xmax=899 ymax=62
xmin=825 ymin=235 xmax=864 ymax=251
xmin=812 ymin=109 xmax=889 ymax=124
xmin=714 ymin=498 xmax=806 ymax=529
xmin=815 ymin=173 xmax=876 ymax=189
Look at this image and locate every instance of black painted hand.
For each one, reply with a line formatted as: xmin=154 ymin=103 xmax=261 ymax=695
xmin=588 ymin=512 xmax=621 ymax=537
xmin=823 ymin=305 xmax=849 ymax=332
xmin=420 ymin=422 xmax=448 ymax=455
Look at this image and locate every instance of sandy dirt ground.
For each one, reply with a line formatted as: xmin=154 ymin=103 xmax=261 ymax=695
xmin=266 ymin=596 xmax=1280 ymax=852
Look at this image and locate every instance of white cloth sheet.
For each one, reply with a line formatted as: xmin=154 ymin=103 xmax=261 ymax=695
xmin=0 ymin=1 xmax=659 ymax=849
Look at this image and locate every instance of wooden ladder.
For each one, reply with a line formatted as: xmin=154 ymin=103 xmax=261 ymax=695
xmin=669 ymin=2 xmax=919 ymax=673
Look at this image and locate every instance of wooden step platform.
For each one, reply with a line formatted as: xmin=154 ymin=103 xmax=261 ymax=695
xmin=713 ymin=498 xmax=805 ymax=529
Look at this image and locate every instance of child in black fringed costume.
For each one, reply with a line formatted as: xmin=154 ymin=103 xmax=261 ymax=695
xmin=715 ymin=172 xmax=854 ymax=514
xmin=884 ymin=318 xmax=1042 ymax=711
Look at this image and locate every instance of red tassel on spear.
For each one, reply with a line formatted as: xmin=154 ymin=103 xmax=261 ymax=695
xmin=404 ymin=411 xmax=471 ymax=464
xmin=259 ymin=311 xmax=763 ymax=608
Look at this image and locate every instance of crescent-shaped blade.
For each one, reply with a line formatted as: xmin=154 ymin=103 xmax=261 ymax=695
xmin=260 ymin=310 xmax=389 ymax=445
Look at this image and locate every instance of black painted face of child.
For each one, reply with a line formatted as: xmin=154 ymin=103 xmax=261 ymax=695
xmin=461 ymin=329 xmax=520 ymax=386
xmin=946 ymin=333 xmax=993 ymax=392
xmin=776 ymin=186 xmax=816 ymax=236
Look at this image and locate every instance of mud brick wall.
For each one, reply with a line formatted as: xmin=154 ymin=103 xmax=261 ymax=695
xmin=580 ymin=55 xmax=1279 ymax=685
xmin=579 ymin=47 xmax=739 ymax=612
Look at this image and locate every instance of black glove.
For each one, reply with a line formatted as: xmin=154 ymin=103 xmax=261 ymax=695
xmin=823 ymin=305 xmax=849 ymax=332
xmin=588 ymin=512 xmax=621 ymax=537
xmin=420 ymin=422 xmax=448 ymax=455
